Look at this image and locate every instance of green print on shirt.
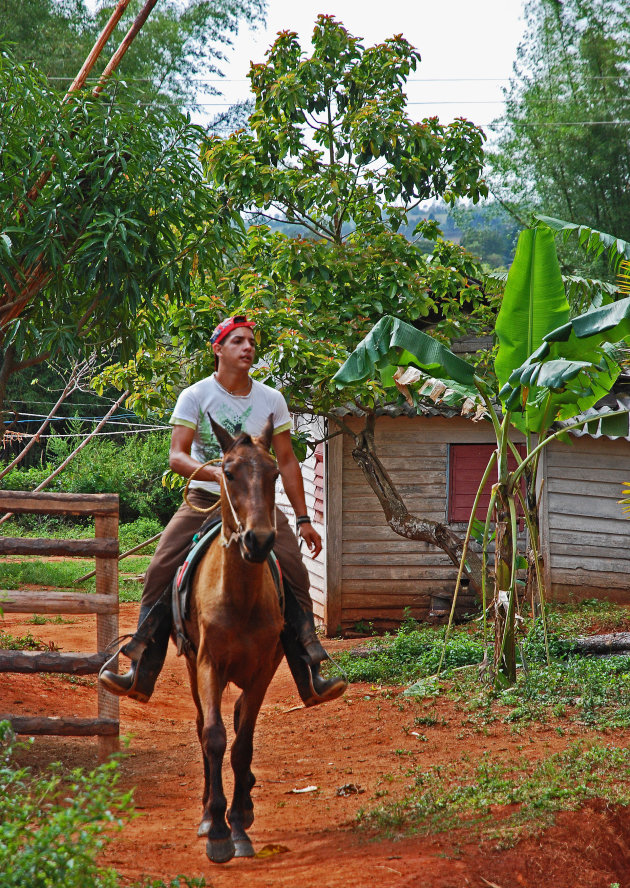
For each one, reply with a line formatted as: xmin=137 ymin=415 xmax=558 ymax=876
xmin=198 ymin=405 xmax=254 ymax=458
xmin=197 ymin=409 xmax=221 ymax=462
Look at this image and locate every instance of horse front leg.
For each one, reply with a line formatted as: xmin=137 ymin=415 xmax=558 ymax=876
xmin=185 ymin=658 xmax=212 ymax=837
xmin=228 ymin=677 xmax=273 ymax=858
xmin=197 ymin=668 xmax=234 ymax=864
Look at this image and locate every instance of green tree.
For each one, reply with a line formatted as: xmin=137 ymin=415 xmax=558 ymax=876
xmin=98 ymin=16 xmax=494 ymax=593
xmin=1 ymin=0 xmax=265 ymax=112
xmin=0 ymin=49 xmax=242 ymax=421
xmin=489 ymin=0 xmax=630 ymax=254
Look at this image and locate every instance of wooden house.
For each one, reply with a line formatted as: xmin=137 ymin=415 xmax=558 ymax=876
xmin=277 ymin=396 xmax=630 ymax=636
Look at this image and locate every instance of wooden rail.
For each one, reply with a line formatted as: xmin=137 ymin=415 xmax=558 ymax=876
xmin=0 ymin=491 xmax=120 ymax=758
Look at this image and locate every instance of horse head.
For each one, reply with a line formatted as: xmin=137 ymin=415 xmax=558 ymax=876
xmin=210 ymin=415 xmax=279 ymax=563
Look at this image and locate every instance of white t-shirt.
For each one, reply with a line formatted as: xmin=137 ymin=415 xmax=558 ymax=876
xmin=169 ymin=374 xmax=292 ymax=494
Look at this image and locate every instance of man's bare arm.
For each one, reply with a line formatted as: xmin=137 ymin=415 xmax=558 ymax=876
xmin=272 ymin=430 xmax=322 ymax=557
xmin=169 ymin=425 xmax=222 ymax=484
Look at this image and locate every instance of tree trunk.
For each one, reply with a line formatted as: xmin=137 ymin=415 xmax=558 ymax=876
xmin=343 ymin=415 xmax=485 ymax=597
xmin=568 ymin=633 xmax=630 ymax=656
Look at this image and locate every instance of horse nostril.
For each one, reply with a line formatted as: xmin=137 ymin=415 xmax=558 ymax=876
xmin=262 ymin=531 xmax=276 ymax=552
xmin=243 ymin=529 xmax=276 ymax=558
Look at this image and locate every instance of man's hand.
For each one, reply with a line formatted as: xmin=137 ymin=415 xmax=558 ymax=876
xmin=299 ymin=522 xmax=322 ymax=558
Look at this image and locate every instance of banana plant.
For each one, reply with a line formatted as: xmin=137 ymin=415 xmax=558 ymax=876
xmin=334 ymin=221 xmax=630 ymax=686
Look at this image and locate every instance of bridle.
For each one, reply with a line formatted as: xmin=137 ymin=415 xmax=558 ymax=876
xmin=184 ymin=456 xmax=277 ymax=549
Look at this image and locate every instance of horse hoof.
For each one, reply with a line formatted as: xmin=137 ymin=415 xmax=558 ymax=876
xmin=197 ymin=819 xmax=211 ymax=837
xmin=233 ymin=838 xmax=255 ymax=858
xmin=206 ymin=837 xmax=235 ymax=864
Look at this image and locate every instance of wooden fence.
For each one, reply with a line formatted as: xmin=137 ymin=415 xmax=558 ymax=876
xmin=0 ymin=491 xmax=120 ymax=758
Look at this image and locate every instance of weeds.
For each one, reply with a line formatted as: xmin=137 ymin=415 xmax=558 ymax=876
xmin=0 ymin=629 xmax=56 ymax=651
xmin=358 ymin=741 xmax=630 ymax=844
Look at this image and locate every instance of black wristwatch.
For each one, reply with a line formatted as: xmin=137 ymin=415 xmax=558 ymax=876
xmin=296 ymin=515 xmax=311 ymax=526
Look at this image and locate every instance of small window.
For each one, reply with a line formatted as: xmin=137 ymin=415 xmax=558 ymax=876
xmin=448 ymin=443 xmax=525 ymax=523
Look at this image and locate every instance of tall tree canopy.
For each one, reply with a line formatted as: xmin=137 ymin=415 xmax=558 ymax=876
xmin=1 ymin=0 xmax=265 ymax=111
xmin=489 ymin=0 xmax=630 ymax=246
xmin=101 ymin=16 xmax=492 ymax=417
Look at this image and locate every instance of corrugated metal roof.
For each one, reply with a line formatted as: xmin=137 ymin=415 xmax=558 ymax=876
xmin=334 ymin=392 xmax=630 ymax=441
xmin=559 ymin=393 xmax=630 ymax=441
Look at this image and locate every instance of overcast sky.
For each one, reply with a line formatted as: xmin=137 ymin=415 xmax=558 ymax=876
xmin=196 ymin=0 xmax=528 ymax=134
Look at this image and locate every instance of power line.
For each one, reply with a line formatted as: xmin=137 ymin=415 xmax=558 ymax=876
xmin=4 ymin=426 xmax=170 ymax=440
xmin=44 ymin=75 xmax=629 ymax=83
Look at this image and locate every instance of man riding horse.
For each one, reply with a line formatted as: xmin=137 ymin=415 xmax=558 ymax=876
xmin=99 ymin=315 xmax=347 ymax=707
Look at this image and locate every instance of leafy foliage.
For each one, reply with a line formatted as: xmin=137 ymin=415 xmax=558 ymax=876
xmin=489 ymin=0 xmax=630 ymax=261
xmin=2 ymin=0 xmax=265 ymax=113
xmin=0 ymin=47 xmax=242 ymax=413
xmin=0 ymin=722 xmax=130 ymax=888
xmin=1 ymin=432 xmax=180 ymax=524
xmin=102 ymin=18 xmax=492 ymax=418
xmin=0 ymin=720 xmax=208 ymax=886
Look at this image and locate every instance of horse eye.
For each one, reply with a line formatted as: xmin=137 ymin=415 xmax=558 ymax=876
xmin=223 ymin=468 xmax=234 ymax=481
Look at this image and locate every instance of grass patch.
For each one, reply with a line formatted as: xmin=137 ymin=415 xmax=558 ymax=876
xmin=335 ymin=604 xmax=630 ymax=728
xmin=358 ymin=741 xmax=630 ymax=845
xmin=0 ymin=554 xmax=150 ymax=603
xmin=0 ymin=517 xmax=162 ymax=553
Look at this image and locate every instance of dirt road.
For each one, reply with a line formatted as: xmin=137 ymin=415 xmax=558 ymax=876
xmin=3 ymin=604 xmax=630 ymax=888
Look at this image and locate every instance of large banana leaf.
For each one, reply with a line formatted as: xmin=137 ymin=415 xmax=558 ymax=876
xmin=494 ymin=226 xmax=570 ymax=392
xmin=535 ymin=215 xmax=630 ymax=271
xmin=333 ymin=315 xmax=477 ymax=392
xmin=500 ymin=297 xmax=630 ymax=427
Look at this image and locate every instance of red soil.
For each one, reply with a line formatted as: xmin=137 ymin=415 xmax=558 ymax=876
xmin=2 ymin=603 xmax=630 ymax=888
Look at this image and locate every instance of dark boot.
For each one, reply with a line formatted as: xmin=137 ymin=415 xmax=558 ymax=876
xmin=99 ymin=594 xmax=172 ymax=703
xmin=281 ymin=588 xmax=347 ymax=707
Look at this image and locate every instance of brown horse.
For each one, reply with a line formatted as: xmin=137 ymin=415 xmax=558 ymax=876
xmin=183 ymin=416 xmax=285 ymax=864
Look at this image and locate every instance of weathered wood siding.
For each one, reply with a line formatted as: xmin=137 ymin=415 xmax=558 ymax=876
xmin=276 ymin=416 xmax=326 ymax=621
xmin=334 ymin=415 xmax=504 ymax=633
xmin=544 ymin=436 xmax=630 ymax=602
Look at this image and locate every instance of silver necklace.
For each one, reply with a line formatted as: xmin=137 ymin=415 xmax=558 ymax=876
xmin=218 ymin=377 xmax=252 ymax=396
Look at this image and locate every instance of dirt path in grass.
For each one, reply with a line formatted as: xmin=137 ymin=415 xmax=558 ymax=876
xmin=2 ymin=603 xmax=630 ymax=888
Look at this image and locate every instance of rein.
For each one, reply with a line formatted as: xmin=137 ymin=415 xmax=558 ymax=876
xmin=183 ymin=456 xmax=277 ymax=549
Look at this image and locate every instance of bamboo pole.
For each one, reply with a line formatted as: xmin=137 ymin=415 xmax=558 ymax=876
xmin=0 ymin=390 xmax=129 ymax=526
xmin=22 ymin=0 xmax=135 ymax=212
xmin=1 ymin=0 xmax=162 ymax=335
xmin=65 ymin=0 xmax=134 ymax=100
xmin=93 ymin=0 xmax=161 ymax=97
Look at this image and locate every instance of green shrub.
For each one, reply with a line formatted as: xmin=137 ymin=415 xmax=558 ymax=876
xmin=0 ymin=721 xmax=131 ymax=888
xmin=333 ymin=619 xmax=484 ymax=684
xmin=0 ymin=722 xmax=208 ymax=888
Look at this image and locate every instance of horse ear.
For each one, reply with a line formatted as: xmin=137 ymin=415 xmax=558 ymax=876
xmin=256 ymin=415 xmax=274 ymax=452
xmin=210 ymin=418 xmax=235 ymax=454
